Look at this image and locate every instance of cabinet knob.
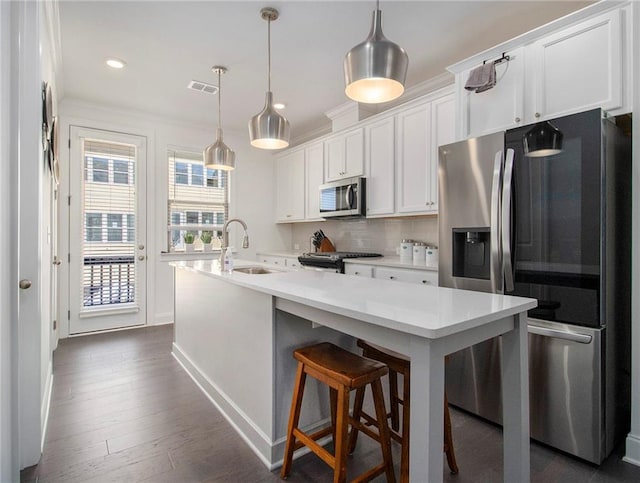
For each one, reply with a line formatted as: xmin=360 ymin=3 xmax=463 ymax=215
xmin=389 ymin=276 xmax=396 ymax=280
xmin=286 ymin=214 xmax=292 ymax=218
xmin=422 ymin=280 xmax=430 ymax=284
xmin=535 ymin=112 xmax=541 ymax=118
xmin=515 ymin=117 xmax=521 ymax=123
xmin=354 ymin=271 xmax=360 ymax=275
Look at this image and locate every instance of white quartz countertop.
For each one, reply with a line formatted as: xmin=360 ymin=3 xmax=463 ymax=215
xmin=344 ymin=256 xmax=438 ymax=271
xmin=172 ymin=259 xmax=536 ymax=340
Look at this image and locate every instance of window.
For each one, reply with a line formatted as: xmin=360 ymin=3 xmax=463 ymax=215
xmin=167 ymin=149 xmax=229 ymax=251
xmin=86 ymin=213 xmax=102 ymax=242
xmin=83 ymin=212 xmax=134 ymax=244
xmin=84 ymin=155 xmax=134 ymax=185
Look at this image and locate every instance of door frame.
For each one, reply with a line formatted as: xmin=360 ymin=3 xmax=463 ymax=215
xmin=67 ymin=126 xmax=148 ymax=334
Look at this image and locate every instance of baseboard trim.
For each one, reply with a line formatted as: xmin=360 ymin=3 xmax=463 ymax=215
xmin=40 ymin=364 xmax=53 ymax=452
xmin=623 ymin=434 xmax=640 ymax=467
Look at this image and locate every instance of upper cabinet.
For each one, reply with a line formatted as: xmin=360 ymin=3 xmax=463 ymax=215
xmin=324 ymin=128 xmax=364 ymax=182
xmin=453 ymin=5 xmax=632 ymax=139
xmin=275 ymin=149 xmax=305 ymax=222
xmin=305 ymin=141 xmax=324 ymax=221
xmin=364 ymin=116 xmax=395 ymax=217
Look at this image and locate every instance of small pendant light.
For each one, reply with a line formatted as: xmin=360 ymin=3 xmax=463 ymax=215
xmin=344 ymin=0 xmax=408 ymax=104
xmin=523 ymin=120 xmax=564 ymax=157
xmin=204 ymin=66 xmax=235 ymax=170
xmin=248 ymin=7 xmax=290 ymax=150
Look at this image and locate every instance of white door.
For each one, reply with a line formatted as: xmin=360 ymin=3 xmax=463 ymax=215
xmin=68 ymin=127 xmax=147 ymax=334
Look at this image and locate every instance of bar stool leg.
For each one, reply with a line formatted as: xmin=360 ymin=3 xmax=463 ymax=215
xmin=444 ymin=392 xmax=459 ymax=474
xmin=371 ymin=378 xmax=396 ymax=483
xmin=330 ymin=387 xmax=338 ymax=445
xmin=333 ymin=385 xmax=350 ymax=483
xmin=389 ymin=370 xmax=400 ymax=432
xmin=347 ymin=386 xmax=365 ymax=455
xmin=399 ymin=366 xmax=410 ymax=483
xmin=281 ymin=363 xmax=307 ymax=479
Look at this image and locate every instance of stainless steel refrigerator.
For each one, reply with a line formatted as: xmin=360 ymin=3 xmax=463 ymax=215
xmin=438 ymin=108 xmax=631 ymax=464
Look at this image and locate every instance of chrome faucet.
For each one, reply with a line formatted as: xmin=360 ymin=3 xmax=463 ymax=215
xmin=220 ymin=218 xmax=249 ymax=266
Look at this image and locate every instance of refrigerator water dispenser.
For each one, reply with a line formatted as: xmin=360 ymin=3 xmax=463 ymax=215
xmin=452 ymin=228 xmax=490 ymax=280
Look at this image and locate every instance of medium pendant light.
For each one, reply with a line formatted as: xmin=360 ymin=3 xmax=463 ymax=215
xmin=248 ymin=7 xmax=290 ymax=150
xmin=204 ymin=66 xmax=235 ymax=170
xmin=344 ymin=0 xmax=408 ymax=104
xmin=523 ymin=120 xmax=564 ymax=157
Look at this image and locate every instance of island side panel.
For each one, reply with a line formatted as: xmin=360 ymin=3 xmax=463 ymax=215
xmin=172 ymin=268 xmax=275 ymax=466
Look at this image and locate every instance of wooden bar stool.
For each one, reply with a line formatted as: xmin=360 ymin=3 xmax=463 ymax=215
xmin=348 ymin=340 xmax=459 ymax=482
xmin=280 ymin=342 xmax=396 ymax=483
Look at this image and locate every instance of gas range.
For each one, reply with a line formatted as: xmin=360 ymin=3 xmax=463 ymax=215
xmin=298 ymin=251 xmax=382 ymax=273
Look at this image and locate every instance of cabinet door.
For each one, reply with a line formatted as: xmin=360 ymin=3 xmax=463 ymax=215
xmin=275 ymin=150 xmax=305 ymax=222
xmin=531 ymin=9 xmax=623 ymax=120
xmin=285 ymin=257 xmax=302 ymax=270
xmin=344 ymin=264 xmax=374 ymax=278
xmin=324 ymin=135 xmax=345 ymax=182
xmin=365 ymin=117 xmax=395 ymax=216
xmin=461 ymin=47 xmax=525 ymax=138
xmin=305 ymin=142 xmax=324 ymax=220
xmin=324 ymin=128 xmax=364 ymax=182
xmin=396 ymin=102 xmax=431 ymax=214
xmin=430 ymin=94 xmax=455 ymax=212
xmin=343 ymin=128 xmax=364 ymax=178
xmin=375 ymin=267 xmax=438 ymax=286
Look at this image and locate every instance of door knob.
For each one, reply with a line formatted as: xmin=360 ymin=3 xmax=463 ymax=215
xmin=53 ymin=256 xmax=61 ymax=265
xmin=138 ymin=244 xmax=145 ymax=250
xmin=138 ymin=255 xmax=145 ymax=261
xmin=19 ymin=279 xmax=32 ymax=290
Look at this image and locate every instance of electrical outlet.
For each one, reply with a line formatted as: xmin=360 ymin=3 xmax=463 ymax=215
xmin=293 ymin=243 xmax=300 ymax=250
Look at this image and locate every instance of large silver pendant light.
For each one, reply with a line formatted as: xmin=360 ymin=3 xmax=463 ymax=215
xmin=204 ymin=66 xmax=235 ymax=170
xmin=248 ymin=7 xmax=290 ymax=150
xmin=344 ymin=0 xmax=408 ymax=104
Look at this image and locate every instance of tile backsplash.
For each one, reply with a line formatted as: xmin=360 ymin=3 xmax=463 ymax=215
xmin=291 ymin=215 xmax=438 ymax=255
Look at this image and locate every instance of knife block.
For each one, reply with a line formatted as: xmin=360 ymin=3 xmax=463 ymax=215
xmin=319 ymin=238 xmax=336 ymax=252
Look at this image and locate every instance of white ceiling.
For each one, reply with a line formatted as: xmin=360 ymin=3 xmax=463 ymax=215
xmin=58 ymin=1 xmax=592 ymax=140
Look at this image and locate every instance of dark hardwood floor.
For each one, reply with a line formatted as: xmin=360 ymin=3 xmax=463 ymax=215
xmin=21 ymin=325 xmax=640 ymax=482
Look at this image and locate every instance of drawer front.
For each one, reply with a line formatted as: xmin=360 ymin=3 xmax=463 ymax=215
xmin=375 ymin=267 xmax=437 ymax=286
xmin=259 ymin=255 xmax=285 ymax=267
xmin=285 ymin=258 xmax=302 ymax=270
xmin=344 ymin=264 xmax=374 ymax=278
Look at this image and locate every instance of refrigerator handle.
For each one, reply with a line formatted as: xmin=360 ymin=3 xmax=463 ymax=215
xmin=502 ymin=148 xmax=515 ymax=292
xmin=490 ymin=150 xmax=503 ymax=294
xmin=528 ymin=325 xmax=593 ymax=344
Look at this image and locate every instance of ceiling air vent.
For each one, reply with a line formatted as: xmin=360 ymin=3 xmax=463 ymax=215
xmin=187 ymin=80 xmax=218 ymax=95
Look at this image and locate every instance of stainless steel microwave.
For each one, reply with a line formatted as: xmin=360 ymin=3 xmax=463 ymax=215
xmin=319 ymin=177 xmax=366 ymax=218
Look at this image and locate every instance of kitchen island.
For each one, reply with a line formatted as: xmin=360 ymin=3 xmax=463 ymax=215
xmin=171 ymin=259 xmax=536 ymax=482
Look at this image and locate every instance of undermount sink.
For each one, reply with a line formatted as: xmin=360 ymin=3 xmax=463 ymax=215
xmin=234 ymin=266 xmax=283 ymax=275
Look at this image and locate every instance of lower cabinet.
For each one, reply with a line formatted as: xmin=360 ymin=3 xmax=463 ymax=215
xmin=344 ymin=265 xmax=374 ymax=278
xmin=258 ymin=254 xmax=301 ymax=270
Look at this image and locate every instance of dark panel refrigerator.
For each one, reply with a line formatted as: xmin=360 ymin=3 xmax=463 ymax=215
xmin=438 ymin=109 xmax=631 ymax=463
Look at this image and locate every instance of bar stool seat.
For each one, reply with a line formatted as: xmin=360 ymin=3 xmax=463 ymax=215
xmin=280 ymin=342 xmax=396 ymax=483
xmin=349 ymin=340 xmax=459 ymax=482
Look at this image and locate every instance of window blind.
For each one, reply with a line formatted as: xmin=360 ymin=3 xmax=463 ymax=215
xmin=81 ymin=139 xmax=138 ymax=309
xmin=167 ymin=149 xmax=229 ymax=250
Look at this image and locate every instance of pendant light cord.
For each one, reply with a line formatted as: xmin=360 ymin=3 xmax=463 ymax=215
xmin=217 ymin=69 xmax=222 ymax=131
xmin=267 ymin=16 xmax=271 ymax=92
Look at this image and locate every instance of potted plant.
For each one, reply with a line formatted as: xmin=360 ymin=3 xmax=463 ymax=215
xmin=183 ymin=232 xmax=196 ymax=252
xmin=200 ymin=231 xmax=213 ymax=252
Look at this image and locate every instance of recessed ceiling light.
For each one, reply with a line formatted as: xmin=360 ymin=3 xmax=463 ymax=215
xmin=274 ymin=102 xmax=286 ymax=110
xmin=106 ymin=58 xmax=126 ymax=69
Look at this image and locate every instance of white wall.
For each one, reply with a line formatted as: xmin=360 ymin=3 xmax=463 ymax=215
xmin=0 ymin=0 xmax=18 ymax=480
xmin=57 ymin=99 xmax=289 ymax=336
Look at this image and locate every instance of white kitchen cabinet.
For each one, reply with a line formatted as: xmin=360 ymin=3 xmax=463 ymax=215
xmin=456 ymin=8 xmax=630 ymax=139
xmin=530 ymin=9 xmax=624 ymax=121
xmin=430 ymin=95 xmax=456 ymax=212
xmin=375 ymin=266 xmax=438 ymax=286
xmin=344 ymin=264 xmax=374 ymax=278
xmin=275 ymin=149 xmax=305 ymax=222
xmin=460 ymin=47 xmax=525 ymax=138
xmin=324 ymin=128 xmax=364 ymax=182
xmin=305 ymin=142 xmax=324 ymax=221
xmin=364 ymin=116 xmax=395 ymax=216
xmin=284 ymin=257 xmax=302 ymax=270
